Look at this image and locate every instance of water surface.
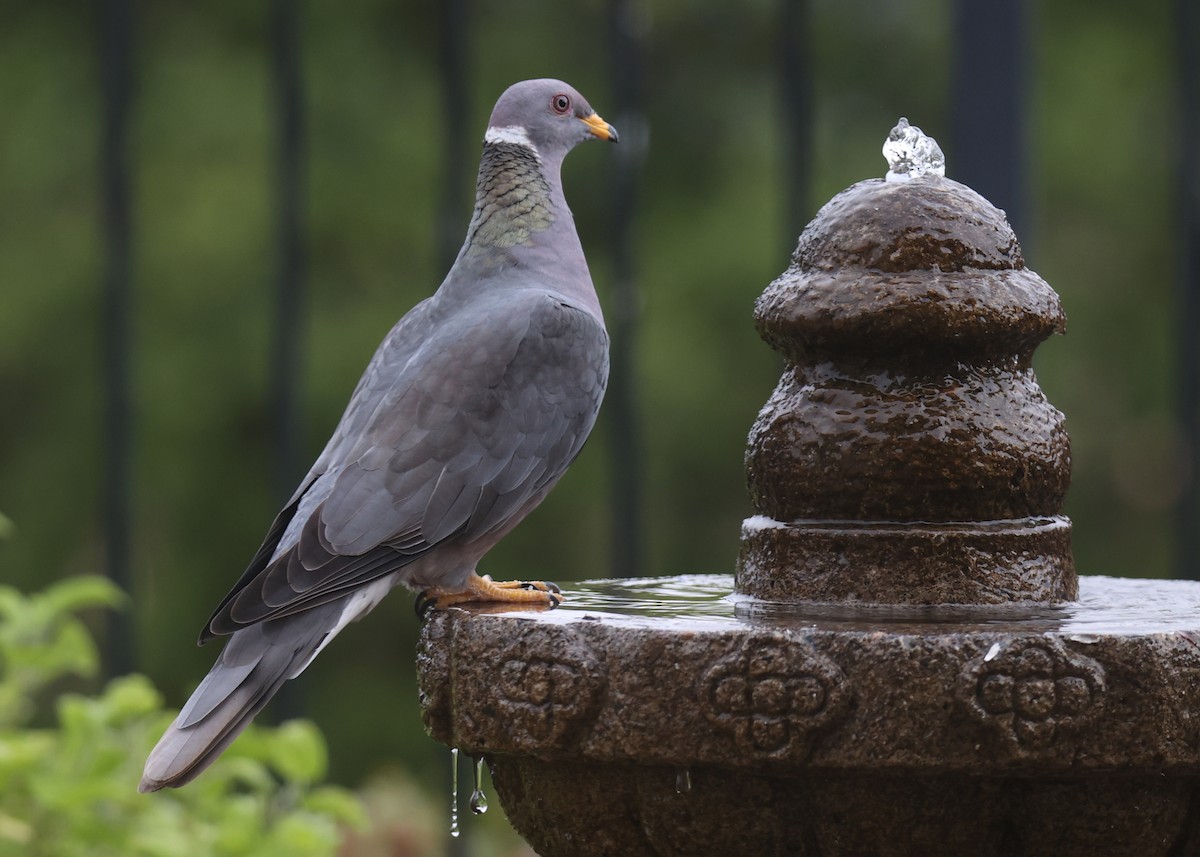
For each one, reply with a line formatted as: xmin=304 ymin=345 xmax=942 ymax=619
xmin=485 ymin=574 xmax=1200 ymax=637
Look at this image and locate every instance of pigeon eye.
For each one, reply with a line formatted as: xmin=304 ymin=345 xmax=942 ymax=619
xmin=551 ymin=94 xmax=571 ymax=115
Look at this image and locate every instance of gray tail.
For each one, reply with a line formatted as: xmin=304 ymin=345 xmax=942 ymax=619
xmin=139 ymin=603 xmax=340 ymax=792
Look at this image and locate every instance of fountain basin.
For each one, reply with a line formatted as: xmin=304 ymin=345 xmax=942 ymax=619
xmin=418 ymin=574 xmax=1200 ymax=856
xmin=415 ymin=120 xmax=1196 ymax=856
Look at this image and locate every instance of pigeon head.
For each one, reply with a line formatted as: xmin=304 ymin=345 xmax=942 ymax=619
xmin=485 ymin=78 xmax=618 ymax=161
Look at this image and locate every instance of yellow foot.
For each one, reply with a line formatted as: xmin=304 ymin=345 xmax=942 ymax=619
xmin=417 ymin=573 xmax=564 ymax=615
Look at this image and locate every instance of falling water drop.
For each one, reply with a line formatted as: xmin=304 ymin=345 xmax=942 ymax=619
xmin=470 ymin=756 xmax=490 ymax=815
xmin=675 ymin=768 xmax=692 ymax=794
xmin=450 ymin=748 xmax=461 ymax=838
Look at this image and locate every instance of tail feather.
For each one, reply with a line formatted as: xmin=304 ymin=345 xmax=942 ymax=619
xmin=139 ymin=601 xmax=341 ymax=792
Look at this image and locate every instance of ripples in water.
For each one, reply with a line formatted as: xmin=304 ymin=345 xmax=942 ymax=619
xmin=493 ymin=574 xmax=1200 ymax=636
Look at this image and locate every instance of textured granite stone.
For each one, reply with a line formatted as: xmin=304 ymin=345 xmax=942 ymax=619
xmin=491 ymin=762 xmax=1200 ymax=857
xmin=419 ymin=609 xmax=1200 ymax=773
xmin=417 ymin=605 xmax=1200 ymax=857
xmin=738 ymin=517 xmax=1075 ymax=605
xmin=740 ymin=174 xmax=1074 ymax=604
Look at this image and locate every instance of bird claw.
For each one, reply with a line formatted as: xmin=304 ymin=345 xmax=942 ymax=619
xmin=518 ymin=580 xmax=562 ymax=595
xmin=417 ymin=573 xmax=564 ymax=616
xmin=414 ymin=591 xmax=437 ymax=619
xmin=518 ymin=581 xmax=562 ymax=607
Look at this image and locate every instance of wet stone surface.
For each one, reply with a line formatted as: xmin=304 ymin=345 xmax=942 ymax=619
xmin=492 ymin=762 xmax=1200 ymax=857
xmin=738 ymin=517 xmax=1076 ymax=605
xmin=742 ymin=174 xmax=1074 ymax=605
xmin=418 ymin=575 xmax=1200 ymax=857
xmin=419 ymin=576 xmax=1200 ymax=772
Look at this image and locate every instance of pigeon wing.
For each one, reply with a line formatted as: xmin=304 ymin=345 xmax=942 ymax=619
xmin=201 ymin=291 xmax=608 ymax=638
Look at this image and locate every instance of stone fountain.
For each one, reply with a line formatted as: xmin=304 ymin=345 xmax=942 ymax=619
xmin=417 ymin=119 xmax=1200 ymax=857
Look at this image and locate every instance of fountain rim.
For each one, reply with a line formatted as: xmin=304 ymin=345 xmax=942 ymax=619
xmin=417 ymin=574 xmax=1200 ymax=776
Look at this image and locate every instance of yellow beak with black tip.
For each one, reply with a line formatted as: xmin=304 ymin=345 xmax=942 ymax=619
xmin=582 ymin=112 xmax=619 ymax=143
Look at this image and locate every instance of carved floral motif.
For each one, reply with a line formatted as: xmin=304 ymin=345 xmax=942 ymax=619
xmin=700 ymin=637 xmax=849 ymax=758
xmin=495 ymin=655 xmax=595 ymax=744
xmin=960 ymin=637 xmax=1105 ymax=749
xmin=463 ymin=625 xmax=605 ymax=750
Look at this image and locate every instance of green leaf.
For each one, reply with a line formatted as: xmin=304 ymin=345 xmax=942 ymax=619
xmin=210 ymin=793 xmax=267 ymax=853
xmin=0 ymin=811 xmax=31 ymax=845
xmin=100 ymin=675 xmax=163 ymax=724
xmin=223 ymin=722 xmax=273 ymax=764
xmin=27 ymin=617 xmax=101 ymax=681
xmin=0 ymin=581 xmax=369 ymax=856
xmin=302 ymin=786 xmax=369 ymax=830
xmin=0 ymin=730 xmax=55 ymax=785
xmin=55 ymin=693 xmax=93 ymax=744
xmin=212 ymin=756 xmax=277 ymax=794
xmin=0 ymin=586 xmax=28 ymax=623
xmin=264 ymin=812 xmax=340 ymax=857
xmin=268 ymin=720 xmax=327 ymax=785
xmin=39 ymin=576 xmax=127 ymax=616
xmin=127 ymin=801 xmax=197 ymax=857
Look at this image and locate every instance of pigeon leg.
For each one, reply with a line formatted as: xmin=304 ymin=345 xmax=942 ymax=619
xmin=424 ymin=572 xmax=564 ymax=610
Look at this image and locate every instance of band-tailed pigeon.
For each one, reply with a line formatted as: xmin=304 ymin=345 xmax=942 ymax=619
xmin=140 ymin=78 xmax=616 ymax=792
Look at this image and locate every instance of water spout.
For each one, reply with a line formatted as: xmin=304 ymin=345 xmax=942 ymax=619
xmin=883 ymin=117 xmax=945 ymax=181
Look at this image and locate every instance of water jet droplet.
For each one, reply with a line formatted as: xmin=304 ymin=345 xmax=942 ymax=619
xmin=470 ymin=756 xmax=490 ymax=815
xmin=675 ymin=768 xmax=692 ymax=794
xmin=450 ymin=747 xmax=460 ymax=838
xmin=883 ymin=117 xmax=945 ymax=182
xmin=984 ymin=642 xmax=1002 ymax=662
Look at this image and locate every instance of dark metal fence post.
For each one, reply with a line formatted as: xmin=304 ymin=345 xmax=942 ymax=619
xmin=1177 ymin=0 xmax=1200 ymax=579
xmin=950 ymin=0 xmax=1029 ymax=243
xmin=270 ymin=0 xmax=307 ymax=507
xmin=269 ymin=0 xmax=308 ymax=719
xmin=100 ymin=0 xmax=135 ymax=677
xmin=437 ymin=0 xmax=472 ymax=274
xmin=778 ymin=0 xmax=812 ymax=248
xmin=607 ymin=0 xmax=648 ymax=579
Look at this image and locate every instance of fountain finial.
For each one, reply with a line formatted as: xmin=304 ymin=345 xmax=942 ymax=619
xmin=883 ymin=117 xmax=946 ymax=181
xmin=740 ymin=122 xmax=1072 ymax=605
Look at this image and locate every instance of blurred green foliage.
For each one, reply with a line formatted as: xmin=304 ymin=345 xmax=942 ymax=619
xmin=0 ymin=575 xmax=366 ymax=856
xmin=0 ymin=0 xmax=1185 ymax=800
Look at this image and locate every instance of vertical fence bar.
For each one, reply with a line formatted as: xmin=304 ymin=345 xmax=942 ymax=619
xmin=606 ymin=0 xmax=648 ymax=579
xmin=778 ymin=0 xmax=812 ymax=248
xmin=950 ymin=0 xmax=1029 ymax=242
xmin=269 ymin=0 xmax=307 ymax=718
xmin=1177 ymin=0 xmax=1200 ymax=579
xmin=436 ymin=0 xmax=472 ymax=274
xmin=269 ymin=0 xmax=307 ymax=507
xmin=100 ymin=0 xmax=135 ymax=677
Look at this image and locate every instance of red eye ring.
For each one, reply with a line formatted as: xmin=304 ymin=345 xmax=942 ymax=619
xmin=551 ymin=93 xmax=571 ymax=115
